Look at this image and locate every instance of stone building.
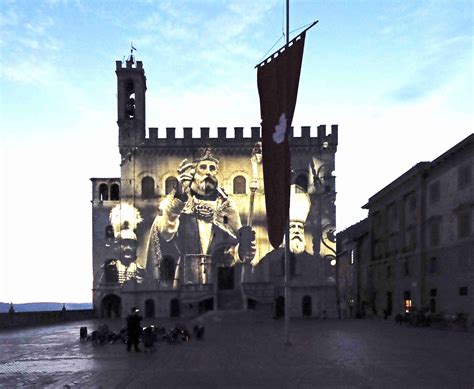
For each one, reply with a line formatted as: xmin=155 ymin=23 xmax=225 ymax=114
xmin=338 ymin=134 xmax=473 ymax=322
xmin=91 ymin=57 xmax=338 ymax=319
xmin=336 ymin=219 xmax=368 ymax=318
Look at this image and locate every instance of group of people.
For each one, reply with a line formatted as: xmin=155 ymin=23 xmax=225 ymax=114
xmin=80 ymin=307 xmax=205 ymax=353
xmin=125 ymin=307 xmax=205 ymax=352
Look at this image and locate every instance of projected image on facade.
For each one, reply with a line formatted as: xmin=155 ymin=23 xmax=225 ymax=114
xmin=99 ymin=145 xmax=335 ymax=286
xmin=91 ymin=58 xmax=337 ymax=319
xmin=146 ymin=148 xmax=256 ymax=289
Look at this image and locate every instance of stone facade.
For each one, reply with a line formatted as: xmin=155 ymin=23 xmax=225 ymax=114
xmin=338 ymin=134 xmax=473 ymax=322
xmin=91 ymin=58 xmax=338 ymax=319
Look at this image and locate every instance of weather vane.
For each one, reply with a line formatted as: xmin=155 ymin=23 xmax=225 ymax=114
xmin=128 ymin=42 xmax=137 ymax=63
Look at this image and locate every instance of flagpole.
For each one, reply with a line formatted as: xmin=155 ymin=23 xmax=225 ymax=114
xmin=284 ymin=0 xmax=291 ymax=347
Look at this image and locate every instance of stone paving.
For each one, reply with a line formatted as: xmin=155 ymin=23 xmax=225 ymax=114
xmin=0 ymin=311 xmax=473 ymax=388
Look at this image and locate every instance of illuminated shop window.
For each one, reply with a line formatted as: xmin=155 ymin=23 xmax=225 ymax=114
xmin=295 ymin=174 xmax=308 ymax=193
xmin=233 ymin=176 xmax=246 ymax=194
xmin=99 ymin=183 xmax=109 ymax=201
xmin=165 ymin=176 xmax=178 ymax=195
xmin=403 ymin=290 xmax=412 ymax=313
xmin=110 ymin=184 xmax=120 ymax=200
xmin=404 ymin=299 xmax=412 ymax=313
xmin=141 ymin=176 xmax=155 ymax=199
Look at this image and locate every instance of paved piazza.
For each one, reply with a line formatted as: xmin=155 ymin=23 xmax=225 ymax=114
xmin=0 ymin=311 xmax=472 ymax=388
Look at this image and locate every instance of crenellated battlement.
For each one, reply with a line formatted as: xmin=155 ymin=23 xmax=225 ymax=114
xmin=142 ymin=125 xmax=338 ymax=147
xmin=115 ymin=59 xmax=144 ymax=71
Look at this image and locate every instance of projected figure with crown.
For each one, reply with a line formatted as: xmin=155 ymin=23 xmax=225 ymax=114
xmin=147 ymin=149 xmax=256 ymax=289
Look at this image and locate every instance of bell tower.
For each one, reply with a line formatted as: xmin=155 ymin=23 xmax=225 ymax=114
xmin=115 ymin=54 xmax=146 ymax=149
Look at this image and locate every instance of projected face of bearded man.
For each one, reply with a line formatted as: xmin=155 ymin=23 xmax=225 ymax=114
xmin=289 ymin=221 xmax=306 ymax=255
xmin=118 ymin=239 xmax=137 ymax=266
xmin=191 ymin=160 xmax=219 ymax=197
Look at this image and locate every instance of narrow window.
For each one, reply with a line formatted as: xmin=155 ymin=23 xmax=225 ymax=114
xmin=430 ymin=222 xmax=440 ymax=246
xmin=142 ymin=176 xmax=155 ymax=199
xmin=233 ymin=176 xmax=246 ymax=194
xmin=459 ymin=286 xmax=468 ymax=296
xmin=429 ymin=181 xmax=440 ymax=204
xmin=429 ymin=257 xmax=437 ymax=273
xmin=350 ymin=249 xmax=355 ymax=265
xmin=458 ymin=164 xmax=472 ymax=189
xmin=457 ymin=212 xmax=471 ymax=238
xmin=165 ymin=176 xmax=178 ymax=195
xmin=110 ymin=184 xmax=120 ymax=200
xmin=404 ymin=260 xmax=410 ymax=276
xmin=160 ymin=256 xmax=175 ymax=281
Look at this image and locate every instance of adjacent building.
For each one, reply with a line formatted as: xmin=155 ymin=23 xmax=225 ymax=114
xmin=338 ymin=134 xmax=473 ymax=322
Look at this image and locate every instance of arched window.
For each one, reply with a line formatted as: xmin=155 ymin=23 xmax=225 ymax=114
xmin=101 ymin=294 xmax=121 ymax=318
xmin=141 ymin=176 xmax=155 ymax=199
xmin=145 ymin=299 xmax=155 ymax=318
xmin=233 ymin=176 xmax=246 ymax=194
xmin=105 ymin=225 xmax=114 ymax=239
xmin=160 ymin=256 xmax=175 ymax=281
xmin=170 ymin=298 xmax=180 ymax=317
xmin=103 ymin=260 xmax=119 ymax=284
xmin=165 ymin=176 xmax=178 ymax=195
xmin=99 ymin=183 xmax=109 ymax=201
xmin=110 ymin=184 xmax=120 ymax=200
xmin=295 ymin=174 xmax=308 ymax=193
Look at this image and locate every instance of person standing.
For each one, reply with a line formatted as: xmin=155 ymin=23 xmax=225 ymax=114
xmin=126 ymin=307 xmax=142 ymax=352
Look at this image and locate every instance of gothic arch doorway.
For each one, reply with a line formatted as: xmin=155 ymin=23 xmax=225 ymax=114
xmin=101 ymin=294 xmax=121 ymax=318
xmin=145 ymin=299 xmax=155 ymax=318
xmin=302 ymin=295 xmax=312 ymax=317
xmin=170 ymin=298 xmax=180 ymax=317
xmin=275 ymin=296 xmax=285 ymax=318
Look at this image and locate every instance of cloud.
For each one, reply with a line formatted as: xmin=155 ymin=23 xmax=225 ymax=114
xmin=374 ymin=1 xmax=472 ymax=102
xmin=390 ymin=34 xmax=471 ymax=101
xmin=0 ymin=3 xmax=62 ymax=86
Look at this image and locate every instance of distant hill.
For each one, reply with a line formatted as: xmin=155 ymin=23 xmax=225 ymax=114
xmin=0 ymin=302 xmax=93 ymax=313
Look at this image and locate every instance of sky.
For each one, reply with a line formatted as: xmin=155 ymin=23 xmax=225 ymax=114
xmin=0 ymin=0 xmax=472 ymax=303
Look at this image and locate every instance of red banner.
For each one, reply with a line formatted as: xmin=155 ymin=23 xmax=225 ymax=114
xmin=257 ymin=32 xmax=306 ymax=249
